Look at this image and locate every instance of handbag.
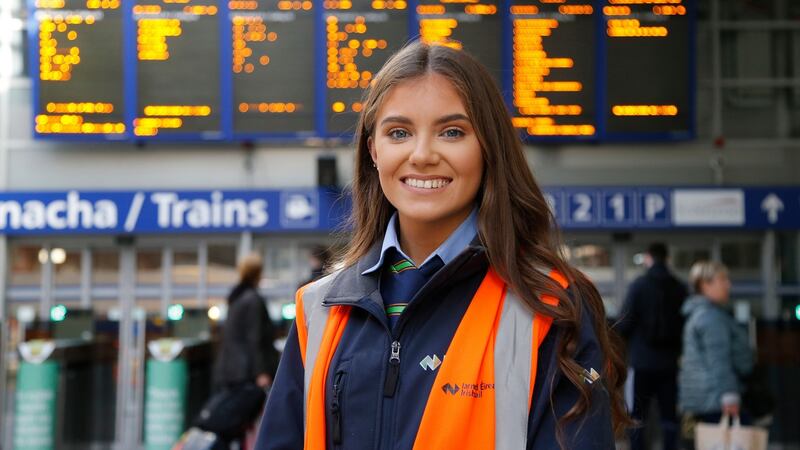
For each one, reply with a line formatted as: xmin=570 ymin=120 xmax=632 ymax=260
xmin=694 ymin=414 xmax=768 ymax=450
xmin=195 ymin=382 xmax=267 ymax=439
xmin=172 ymin=427 xmax=218 ymax=450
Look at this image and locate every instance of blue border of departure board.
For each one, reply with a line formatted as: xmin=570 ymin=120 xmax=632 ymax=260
xmin=599 ymin=0 xmax=697 ymax=142
xmin=29 ymin=0 xmax=696 ymax=143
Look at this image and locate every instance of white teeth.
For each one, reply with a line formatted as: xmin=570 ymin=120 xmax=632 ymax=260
xmin=404 ymin=178 xmax=450 ymax=189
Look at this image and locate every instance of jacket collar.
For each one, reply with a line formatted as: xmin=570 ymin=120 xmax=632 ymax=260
xmin=323 ymin=237 xmax=487 ymax=307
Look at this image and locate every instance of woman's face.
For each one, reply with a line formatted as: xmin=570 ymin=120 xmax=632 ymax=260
xmin=369 ymin=73 xmax=483 ymax=233
xmin=702 ymin=272 xmax=731 ymax=304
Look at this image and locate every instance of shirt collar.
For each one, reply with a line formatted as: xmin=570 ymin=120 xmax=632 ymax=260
xmin=361 ymin=207 xmax=479 ymax=275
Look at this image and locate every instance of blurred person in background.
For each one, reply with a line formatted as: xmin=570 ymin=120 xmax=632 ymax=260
xmin=616 ymin=243 xmax=687 ymax=450
xmin=679 ymin=261 xmax=754 ymax=430
xmin=215 ymin=252 xmax=279 ymax=389
xmin=299 ymin=245 xmax=331 ymax=287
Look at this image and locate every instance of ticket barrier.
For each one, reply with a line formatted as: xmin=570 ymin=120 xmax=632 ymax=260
xmin=12 ymin=307 xmax=116 ymax=450
xmin=144 ymin=306 xmax=217 ymax=450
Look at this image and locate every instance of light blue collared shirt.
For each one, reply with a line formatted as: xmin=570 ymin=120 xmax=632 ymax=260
xmin=361 ymin=207 xmax=479 ymax=275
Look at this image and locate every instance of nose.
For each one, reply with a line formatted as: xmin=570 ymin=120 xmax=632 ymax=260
xmin=408 ymin=135 xmax=440 ymax=166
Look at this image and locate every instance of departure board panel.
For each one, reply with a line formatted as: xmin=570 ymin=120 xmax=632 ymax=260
xmin=417 ymin=0 xmax=502 ymax=82
xmin=510 ymin=0 xmax=596 ymax=138
xmin=30 ymin=0 xmax=694 ymax=142
xmin=231 ymin=0 xmax=316 ymax=135
xmin=133 ymin=0 xmax=222 ymax=138
xmin=33 ymin=0 xmax=126 ymax=136
xmin=324 ymin=0 xmax=408 ymax=135
xmin=604 ymin=0 xmax=691 ymax=137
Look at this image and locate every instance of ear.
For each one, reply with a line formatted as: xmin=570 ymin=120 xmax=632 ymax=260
xmin=367 ymin=136 xmax=377 ymax=165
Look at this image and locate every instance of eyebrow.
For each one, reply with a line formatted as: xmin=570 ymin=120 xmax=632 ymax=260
xmin=379 ymin=113 xmax=470 ymax=127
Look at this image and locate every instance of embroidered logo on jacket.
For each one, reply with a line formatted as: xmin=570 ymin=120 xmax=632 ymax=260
xmin=441 ymin=382 xmax=494 ymax=398
xmin=441 ymin=383 xmax=460 ymax=395
xmin=420 ymin=354 xmax=442 ymax=371
xmin=583 ymin=367 xmax=601 ymax=385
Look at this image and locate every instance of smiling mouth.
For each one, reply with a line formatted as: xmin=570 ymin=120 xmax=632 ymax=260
xmin=402 ymin=177 xmax=452 ymax=189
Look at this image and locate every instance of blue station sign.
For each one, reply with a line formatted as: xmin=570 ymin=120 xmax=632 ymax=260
xmin=0 ymin=189 xmax=347 ymax=235
xmin=544 ymin=187 xmax=800 ymax=230
xmin=0 ymin=186 xmax=798 ymax=235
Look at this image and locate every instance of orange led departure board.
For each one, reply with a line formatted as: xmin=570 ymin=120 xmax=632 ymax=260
xmin=231 ymin=0 xmax=316 ymax=134
xmin=509 ymin=0 xmax=596 ymax=138
xmin=134 ymin=0 xmax=222 ymax=137
xmin=33 ymin=0 xmax=126 ymax=136
xmin=416 ymin=0 xmax=502 ymax=81
xmin=324 ymin=0 xmax=407 ymax=135
xmin=31 ymin=0 xmax=694 ymax=141
xmin=604 ymin=0 xmax=691 ymax=137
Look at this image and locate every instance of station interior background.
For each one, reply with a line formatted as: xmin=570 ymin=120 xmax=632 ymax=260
xmin=1 ymin=0 xmax=799 ymax=449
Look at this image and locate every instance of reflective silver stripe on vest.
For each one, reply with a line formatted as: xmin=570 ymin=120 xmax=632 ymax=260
xmin=299 ymin=272 xmax=338 ymax=430
xmin=494 ymin=289 xmax=535 ymax=450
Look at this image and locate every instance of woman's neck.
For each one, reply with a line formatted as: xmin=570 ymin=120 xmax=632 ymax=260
xmin=396 ymin=211 xmax=470 ymax=266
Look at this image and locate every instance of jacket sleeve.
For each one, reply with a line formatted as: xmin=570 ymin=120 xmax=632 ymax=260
xmin=254 ymin=323 xmax=305 ymax=450
xmin=698 ymin=312 xmax=740 ymax=405
xmin=730 ymin=324 xmax=754 ymax=377
xmin=245 ymin=296 xmax=271 ymax=378
xmin=527 ymin=310 xmax=616 ymax=450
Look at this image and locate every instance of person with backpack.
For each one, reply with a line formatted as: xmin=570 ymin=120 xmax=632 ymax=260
xmin=616 ymin=243 xmax=688 ymax=450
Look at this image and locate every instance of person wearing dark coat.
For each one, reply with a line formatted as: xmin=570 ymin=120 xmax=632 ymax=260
xmin=214 ymin=252 xmax=280 ymax=389
xmin=616 ymin=243 xmax=688 ymax=450
xmin=209 ymin=253 xmax=279 ymax=449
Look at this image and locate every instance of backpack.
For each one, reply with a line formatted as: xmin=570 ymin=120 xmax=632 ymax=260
xmin=640 ymin=274 xmax=685 ymax=347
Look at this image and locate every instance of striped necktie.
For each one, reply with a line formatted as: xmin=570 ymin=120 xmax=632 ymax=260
xmin=379 ymin=248 xmax=445 ymax=329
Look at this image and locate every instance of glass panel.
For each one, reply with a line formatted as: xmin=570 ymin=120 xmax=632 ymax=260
xmin=53 ymin=248 xmax=81 ymax=286
xmin=719 ymin=0 xmax=775 ymax=20
xmin=208 ymin=245 xmax=237 ymax=285
xmin=9 ymin=245 xmax=42 ymax=286
xmin=92 ymin=249 xmax=119 ymax=285
xmin=262 ymin=244 xmax=295 ymax=288
xmin=172 ymin=249 xmax=198 ymax=285
xmin=671 ymin=246 xmax=711 ymax=281
xmin=137 ymin=249 xmax=162 ymax=285
xmin=564 ymin=241 xmax=616 ymax=313
xmin=721 ymin=240 xmax=762 ymax=283
xmin=721 ymin=88 xmax=778 ymax=139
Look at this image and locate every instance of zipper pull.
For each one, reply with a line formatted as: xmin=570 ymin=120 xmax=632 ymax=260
xmin=383 ymin=340 xmax=401 ymax=397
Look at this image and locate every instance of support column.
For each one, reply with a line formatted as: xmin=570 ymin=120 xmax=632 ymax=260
xmin=40 ymin=245 xmax=53 ymax=319
xmin=238 ymin=231 xmax=253 ymax=262
xmin=761 ymin=231 xmax=779 ymax=320
xmin=80 ymin=247 xmax=92 ymax=308
xmin=161 ymin=247 xmax=173 ymax=319
xmin=197 ymin=240 xmax=208 ymax=308
xmin=114 ymin=244 xmax=137 ymax=449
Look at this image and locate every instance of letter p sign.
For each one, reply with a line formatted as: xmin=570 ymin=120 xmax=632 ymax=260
xmin=644 ymin=194 xmax=665 ymax=221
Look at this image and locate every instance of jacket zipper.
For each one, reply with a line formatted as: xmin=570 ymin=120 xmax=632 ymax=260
xmin=332 ymin=370 xmax=345 ymax=445
xmin=383 ymin=340 xmax=401 ymax=397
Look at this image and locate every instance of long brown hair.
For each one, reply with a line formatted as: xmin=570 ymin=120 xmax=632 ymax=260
xmin=340 ymin=41 xmax=630 ymax=442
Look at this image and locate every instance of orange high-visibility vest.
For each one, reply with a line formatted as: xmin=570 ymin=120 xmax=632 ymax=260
xmin=294 ymin=267 xmax=567 ymax=450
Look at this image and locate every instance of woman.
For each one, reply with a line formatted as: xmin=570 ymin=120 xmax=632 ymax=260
xmin=679 ymin=261 xmax=754 ymax=424
xmin=255 ymin=42 xmax=628 ymax=450
xmin=213 ymin=252 xmax=279 ymax=392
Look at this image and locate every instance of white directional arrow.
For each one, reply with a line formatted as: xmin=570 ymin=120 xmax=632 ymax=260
xmin=761 ymin=193 xmax=784 ymax=224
